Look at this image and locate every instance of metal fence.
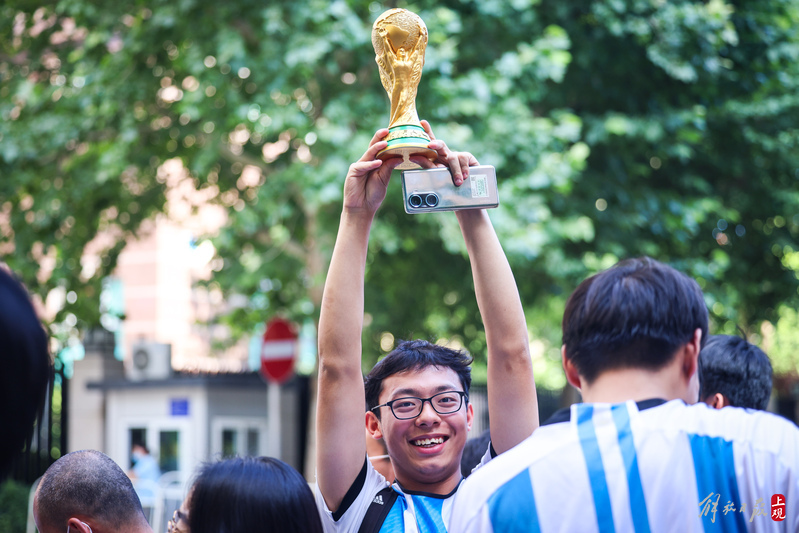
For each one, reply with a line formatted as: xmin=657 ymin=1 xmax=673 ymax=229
xmin=9 ymin=363 xmax=68 ymax=485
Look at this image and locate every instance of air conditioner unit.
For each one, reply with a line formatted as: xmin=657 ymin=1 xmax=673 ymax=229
xmin=127 ymin=342 xmax=172 ymax=381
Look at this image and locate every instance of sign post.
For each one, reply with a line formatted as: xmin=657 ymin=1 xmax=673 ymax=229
xmin=260 ymin=318 xmax=298 ymax=459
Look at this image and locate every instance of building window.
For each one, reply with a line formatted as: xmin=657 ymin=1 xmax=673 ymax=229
xmin=222 ymin=429 xmax=237 ymax=458
xmin=212 ymin=418 xmax=266 ymax=458
xmin=247 ymin=428 xmax=259 ymax=457
xmin=129 ymin=427 xmax=147 ymax=468
xmin=159 ymin=430 xmax=180 ymax=472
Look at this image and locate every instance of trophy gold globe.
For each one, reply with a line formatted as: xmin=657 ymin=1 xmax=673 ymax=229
xmin=372 ymin=8 xmax=436 ymax=169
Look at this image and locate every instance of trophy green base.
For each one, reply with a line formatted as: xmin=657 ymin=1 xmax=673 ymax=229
xmin=377 ymin=124 xmax=437 ymax=170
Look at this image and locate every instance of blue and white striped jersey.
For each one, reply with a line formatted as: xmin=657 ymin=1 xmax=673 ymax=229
xmin=317 ymin=446 xmax=492 ymax=533
xmin=375 ymin=482 xmax=461 ymax=533
xmin=450 ymin=400 xmax=799 ymax=533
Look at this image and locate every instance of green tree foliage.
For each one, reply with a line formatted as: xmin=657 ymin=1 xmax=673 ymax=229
xmin=2 ymin=0 xmax=798 ymax=376
xmin=0 ymin=480 xmax=30 ymax=533
xmin=540 ymin=0 xmax=799 ymax=333
xmin=769 ymin=304 xmax=799 ymax=377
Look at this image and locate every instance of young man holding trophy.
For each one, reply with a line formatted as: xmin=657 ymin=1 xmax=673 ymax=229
xmin=314 ymin=10 xmax=538 ymax=533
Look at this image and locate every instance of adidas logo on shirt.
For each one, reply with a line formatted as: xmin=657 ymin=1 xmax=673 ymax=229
xmin=372 ymin=495 xmax=384 ymax=505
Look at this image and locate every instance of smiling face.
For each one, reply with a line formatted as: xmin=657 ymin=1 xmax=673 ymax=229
xmin=367 ymin=366 xmax=473 ymax=494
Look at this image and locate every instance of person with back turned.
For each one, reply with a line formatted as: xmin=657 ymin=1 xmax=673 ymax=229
xmin=34 ymin=449 xmax=154 ymax=533
xmin=698 ymin=334 xmax=773 ymax=411
xmin=451 ymin=257 xmax=799 ymax=532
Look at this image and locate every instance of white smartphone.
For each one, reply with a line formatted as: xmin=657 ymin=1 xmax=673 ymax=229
xmin=400 ymin=165 xmax=499 ymax=214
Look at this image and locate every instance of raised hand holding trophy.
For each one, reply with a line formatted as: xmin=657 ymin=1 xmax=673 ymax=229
xmin=372 ymin=8 xmax=436 ymax=169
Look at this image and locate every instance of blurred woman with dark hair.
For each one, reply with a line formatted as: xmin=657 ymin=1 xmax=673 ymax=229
xmin=168 ymin=456 xmax=322 ymax=533
xmin=0 ymin=267 xmax=51 ymax=481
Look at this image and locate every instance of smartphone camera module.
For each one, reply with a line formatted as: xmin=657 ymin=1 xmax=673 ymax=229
xmin=424 ymin=193 xmax=439 ymax=207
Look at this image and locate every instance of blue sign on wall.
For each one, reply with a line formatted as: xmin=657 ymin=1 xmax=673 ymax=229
xmin=170 ymin=398 xmax=189 ymax=416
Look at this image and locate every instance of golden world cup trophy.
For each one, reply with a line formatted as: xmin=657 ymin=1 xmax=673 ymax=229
xmin=372 ymin=8 xmax=437 ymax=169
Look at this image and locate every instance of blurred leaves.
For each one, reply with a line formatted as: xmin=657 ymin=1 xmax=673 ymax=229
xmin=1 ymin=0 xmax=798 ymax=378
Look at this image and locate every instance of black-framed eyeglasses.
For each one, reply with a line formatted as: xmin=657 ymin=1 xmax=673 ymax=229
xmin=371 ymin=390 xmax=468 ymax=420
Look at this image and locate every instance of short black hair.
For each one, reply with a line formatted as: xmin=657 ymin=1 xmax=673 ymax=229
xmin=562 ymin=257 xmax=708 ymax=384
xmin=36 ymin=450 xmax=147 ymax=529
xmin=698 ymin=335 xmax=773 ymax=410
xmin=364 ymin=340 xmax=473 ymax=419
xmin=0 ymin=268 xmax=51 ymax=480
xmin=188 ymin=456 xmax=322 ymax=533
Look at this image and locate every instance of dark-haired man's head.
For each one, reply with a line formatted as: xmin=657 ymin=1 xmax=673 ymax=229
xmin=364 ymin=340 xmax=475 ymax=493
xmin=33 ymin=449 xmax=152 ymax=533
xmin=364 ymin=339 xmax=473 ymax=416
xmin=561 ymin=257 xmax=708 ymax=402
xmin=699 ymin=335 xmax=773 ymax=410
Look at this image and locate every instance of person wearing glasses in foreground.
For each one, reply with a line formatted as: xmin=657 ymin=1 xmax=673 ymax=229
xmin=314 ymin=123 xmax=538 ymax=533
xmin=33 ymin=450 xmax=153 ymax=533
xmin=167 ymin=456 xmax=322 ymax=533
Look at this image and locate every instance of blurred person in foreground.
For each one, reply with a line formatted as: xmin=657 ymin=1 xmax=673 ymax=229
xmin=699 ymin=334 xmax=773 ymax=411
xmin=0 ymin=266 xmax=51 ymax=481
xmin=314 ymin=122 xmax=537 ymax=532
xmin=167 ymin=456 xmax=322 ymax=533
xmin=451 ymin=257 xmax=799 ymax=532
xmin=33 ymin=449 xmax=153 ymax=533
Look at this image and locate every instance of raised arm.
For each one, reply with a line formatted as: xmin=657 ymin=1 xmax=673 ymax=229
xmin=456 ymin=209 xmax=538 ymax=452
xmin=316 ymin=130 xmax=401 ymax=510
xmin=419 ymin=122 xmax=539 ymax=454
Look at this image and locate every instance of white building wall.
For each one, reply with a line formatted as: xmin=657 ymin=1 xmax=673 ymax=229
xmin=106 ymin=386 xmax=206 ymax=478
xmin=69 ymin=346 xmax=125 ymax=454
xmin=68 ymin=353 xmax=107 ymax=453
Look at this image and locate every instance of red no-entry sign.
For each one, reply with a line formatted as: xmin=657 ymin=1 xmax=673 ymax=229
xmin=260 ymin=318 xmax=297 ymax=384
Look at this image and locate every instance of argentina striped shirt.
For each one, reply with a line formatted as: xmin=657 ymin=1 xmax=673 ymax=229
xmin=450 ymin=400 xmax=798 ymax=532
